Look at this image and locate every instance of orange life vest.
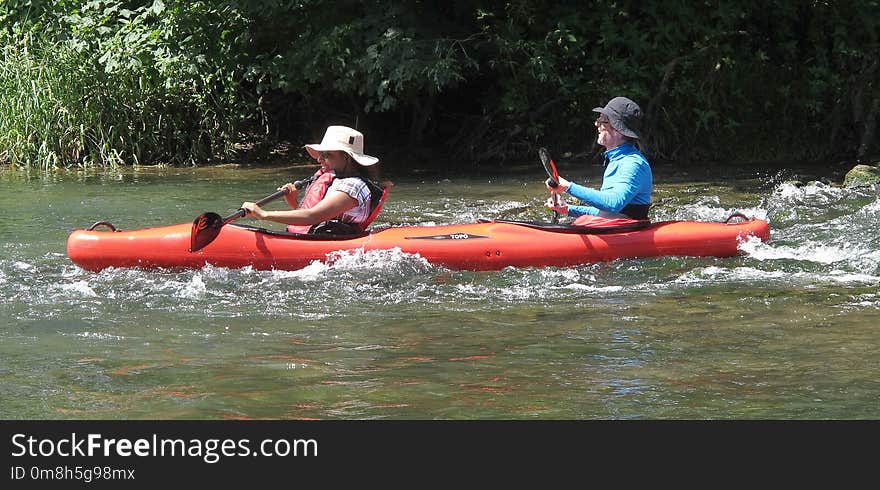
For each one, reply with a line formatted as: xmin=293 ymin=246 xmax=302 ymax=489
xmin=286 ymin=170 xmax=387 ymax=234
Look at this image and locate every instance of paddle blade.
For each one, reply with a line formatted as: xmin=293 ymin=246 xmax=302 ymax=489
xmin=189 ymin=212 xmax=224 ymax=252
xmin=538 ymin=147 xmax=559 ymax=187
xmin=188 ymin=185 xmax=292 ymax=253
xmin=538 ymin=147 xmax=563 ymax=224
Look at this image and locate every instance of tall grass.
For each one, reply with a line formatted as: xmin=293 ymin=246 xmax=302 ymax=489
xmin=0 ymin=38 xmax=97 ymax=169
xmin=0 ymin=33 xmax=248 ymax=169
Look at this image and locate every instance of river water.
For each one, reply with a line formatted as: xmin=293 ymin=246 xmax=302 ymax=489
xmin=1 ymin=161 xmax=878 ymax=419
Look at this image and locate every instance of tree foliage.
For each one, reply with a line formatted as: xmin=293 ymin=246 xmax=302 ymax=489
xmin=1 ymin=0 xmax=878 ymax=168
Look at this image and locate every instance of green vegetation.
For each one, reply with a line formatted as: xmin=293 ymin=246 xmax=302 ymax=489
xmin=1 ymin=0 xmax=878 ymax=169
xmin=1 ymin=0 xmax=252 ymax=168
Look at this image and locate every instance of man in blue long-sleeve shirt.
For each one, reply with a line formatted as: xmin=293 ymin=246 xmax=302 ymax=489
xmin=545 ymin=96 xmax=652 ymax=220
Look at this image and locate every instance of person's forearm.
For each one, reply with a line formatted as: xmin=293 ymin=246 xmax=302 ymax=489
xmin=259 ymin=208 xmax=329 ymax=225
xmin=567 ymin=182 xmax=630 ymax=213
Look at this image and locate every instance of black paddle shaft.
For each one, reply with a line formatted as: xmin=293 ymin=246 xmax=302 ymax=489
xmin=189 ymin=179 xmax=307 ymax=252
xmin=223 ymin=178 xmax=310 ymax=224
xmin=222 ymin=188 xmax=289 ymax=224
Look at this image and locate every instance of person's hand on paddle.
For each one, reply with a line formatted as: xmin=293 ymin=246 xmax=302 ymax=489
xmin=545 ymin=176 xmax=571 ymax=192
xmin=278 ymin=182 xmax=300 ymax=208
xmin=544 ymin=195 xmax=568 ymax=215
xmin=241 ymin=201 xmax=268 ymax=220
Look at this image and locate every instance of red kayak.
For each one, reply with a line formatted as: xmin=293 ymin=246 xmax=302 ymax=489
xmin=66 ymin=215 xmax=770 ymax=272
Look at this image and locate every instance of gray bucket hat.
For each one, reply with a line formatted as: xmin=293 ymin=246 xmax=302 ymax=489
xmin=592 ymin=96 xmax=642 ymax=139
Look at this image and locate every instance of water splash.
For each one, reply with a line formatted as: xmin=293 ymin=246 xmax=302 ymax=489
xmin=54 ymin=280 xmax=98 ymax=297
xmin=741 ymin=236 xmax=869 ymax=265
xmin=652 ymin=196 xmax=767 ymax=222
xmin=178 ymin=273 xmax=207 ymax=299
xmin=772 ymin=181 xmax=848 ymax=204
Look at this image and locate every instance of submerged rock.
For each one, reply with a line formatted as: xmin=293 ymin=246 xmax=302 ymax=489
xmin=843 ymin=164 xmax=880 ymax=188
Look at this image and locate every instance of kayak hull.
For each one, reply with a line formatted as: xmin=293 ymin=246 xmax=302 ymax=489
xmin=66 ymin=219 xmax=771 ymax=272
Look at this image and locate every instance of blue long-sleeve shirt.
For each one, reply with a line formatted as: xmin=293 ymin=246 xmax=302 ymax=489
xmin=566 ymin=143 xmax=652 ymax=217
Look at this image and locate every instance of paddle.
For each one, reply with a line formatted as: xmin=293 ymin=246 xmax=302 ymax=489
xmin=189 ymin=179 xmax=307 ymax=252
xmin=538 ymin=147 xmax=562 ymax=224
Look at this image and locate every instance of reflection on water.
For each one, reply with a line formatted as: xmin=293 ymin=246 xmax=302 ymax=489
xmin=1 ymin=165 xmax=879 ymax=419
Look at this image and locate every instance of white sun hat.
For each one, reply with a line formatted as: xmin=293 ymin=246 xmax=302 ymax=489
xmin=304 ymin=126 xmax=379 ymax=166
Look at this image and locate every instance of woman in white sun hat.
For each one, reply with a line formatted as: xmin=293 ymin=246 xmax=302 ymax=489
xmin=242 ymin=125 xmax=389 ymax=235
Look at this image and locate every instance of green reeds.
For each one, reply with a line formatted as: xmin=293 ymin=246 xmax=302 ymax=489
xmin=2 ymin=37 xmax=107 ymax=169
xmin=0 ymin=35 xmax=245 ymax=169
